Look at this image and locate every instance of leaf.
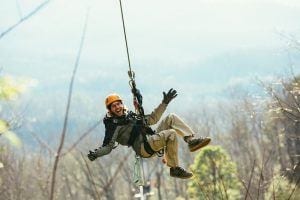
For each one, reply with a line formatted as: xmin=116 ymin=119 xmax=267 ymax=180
xmin=0 ymin=119 xmax=9 ymax=133
xmin=2 ymin=131 xmax=22 ymax=148
xmin=0 ymin=76 xmax=21 ymax=100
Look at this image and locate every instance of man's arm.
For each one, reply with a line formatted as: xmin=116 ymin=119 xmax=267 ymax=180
xmin=146 ymin=88 xmax=178 ymax=125
xmin=87 ymin=118 xmax=119 ymax=161
xmin=93 ymin=140 xmax=115 ymax=157
xmin=146 ymin=102 xmax=167 ymax=125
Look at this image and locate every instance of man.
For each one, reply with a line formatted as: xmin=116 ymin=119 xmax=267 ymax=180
xmin=88 ymin=89 xmax=211 ymax=179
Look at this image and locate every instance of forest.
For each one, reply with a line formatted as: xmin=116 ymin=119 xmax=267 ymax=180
xmin=1 ymin=65 xmax=299 ymax=200
xmin=1 ymin=0 xmax=300 ymax=199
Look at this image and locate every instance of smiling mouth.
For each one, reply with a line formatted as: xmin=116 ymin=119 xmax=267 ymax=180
xmin=115 ymin=109 xmax=122 ymax=114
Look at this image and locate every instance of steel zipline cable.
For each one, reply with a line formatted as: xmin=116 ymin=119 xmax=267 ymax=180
xmin=118 ymin=0 xmax=133 ymax=75
xmin=118 ymin=0 xmax=146 ymax=120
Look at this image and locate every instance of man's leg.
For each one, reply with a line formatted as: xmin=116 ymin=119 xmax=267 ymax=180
xmin=156 ymin=113 xmax=195 ymax=137
xmin=147 ymin=129 xmax=178 ymax=167
xmin=147 ymin=129 xmax=193 ymax=179
xmin=156 ymin=113 xmax=211 ymax=152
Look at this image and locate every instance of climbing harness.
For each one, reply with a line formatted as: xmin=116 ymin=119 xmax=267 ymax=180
xmin=103 ymin=111 xmax=156 ymax=157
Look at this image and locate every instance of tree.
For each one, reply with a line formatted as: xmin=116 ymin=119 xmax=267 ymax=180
xmin=264 ymin=74 xmax=300 ymax=182
xmin=0 ymin=75 xmax=22 ymax=147
xmin=265 ymin=173 xmax=300 ymax=200
xmin=188 ymin=145 xmax=241 ymax=200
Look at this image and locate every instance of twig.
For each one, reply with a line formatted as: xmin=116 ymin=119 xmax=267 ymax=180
xmin=190 ymin=168 xmax=211 ymax=200
xmin=238 ymin=178 xmax=254 ymax=200
xmin=257 ymin=151 xmax=266 ymax=199
xmin=80 ymin=152 xmax=101 ymax=200
xmin=257 ymin=161 xmax=264 ymax=199
xmin=281 ymin=80 xmax=300 ymax=112
xmin=271 ymin=169 xmax=275 ymax=200
xmin=60 ymin=164 xmax=75 ymax=200
xmin=244 ymin=160 xmax=256 ymax=200
xmin=0 ymin=0 xmax=51 ymax=40
xmin=257 ymin=150 xmax=273 ymax=199
xmin=264 ymin=82 xmax=299 ymax=120
xmin=28 ymin=130 xmax=55 ymax=155
xmin=61 ymin=120 xmax=101 ymax=157
xmin=146 ymin=158 xmax=160 ymax=180
xmin=101 ymin=151 xmax=132 ymax=193
xmin=275 ymin=31 xmax=300 ymax=51
xmin=49 ymin=8 xmax=89 ymax=200
xmin=287 ymin=175 xmax=300 ymax=200
xmin=220 ymin=175 xmax=229 ymax=200
xmin=217 ymin=180 xmax=225 ymax=200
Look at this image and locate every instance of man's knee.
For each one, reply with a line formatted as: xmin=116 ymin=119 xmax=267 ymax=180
xmin=167 ymin=113 xmax=177 ymax=119
xmin=164 ymin=113 xmax=178 ymax=124
xmin=165 ymin=129 xmax=177 ymax=141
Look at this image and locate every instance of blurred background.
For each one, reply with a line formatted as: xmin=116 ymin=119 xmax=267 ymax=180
xmin=0 ymin=0 xmax=300 ymax=199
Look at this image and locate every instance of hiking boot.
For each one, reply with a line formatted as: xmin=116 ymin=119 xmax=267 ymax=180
xmin=170 ymin=167 xmax=193 ymax=179
xmin=188 ymin=137 xmax=211 ymax=152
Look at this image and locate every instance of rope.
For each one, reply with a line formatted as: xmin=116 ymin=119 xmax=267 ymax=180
xmin=118 ymin=0 xmax=139 ymax=113
xmin=133 ymin=154 xmax=145 ymax=186
xmin=118 ymin=0 xmax=132 ymax=74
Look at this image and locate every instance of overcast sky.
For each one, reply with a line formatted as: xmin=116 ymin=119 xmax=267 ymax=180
xmin=1 ymin=0 xmax=300 ymax=112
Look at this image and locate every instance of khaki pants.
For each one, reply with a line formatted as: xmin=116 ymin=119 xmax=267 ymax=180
xmin=141 ymin=113 xmax=195 ymax=167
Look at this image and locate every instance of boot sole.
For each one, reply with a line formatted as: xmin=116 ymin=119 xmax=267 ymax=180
xmin=170 ymin=174 xmax=194 ymax=179
xmin=189 ymin=138 xmax=211 ymax=152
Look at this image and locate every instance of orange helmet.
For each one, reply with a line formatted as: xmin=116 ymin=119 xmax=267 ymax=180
xmin=105 ymin=93 xmax=123 ymax=109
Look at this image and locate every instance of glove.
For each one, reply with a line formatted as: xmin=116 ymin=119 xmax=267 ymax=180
xmin=132 ymin=88 xmax=143 ymax=105
xmin=87 ymin=149 xmax=98 ymax=161
xmin=162 ymin=88 xmax=178 ymax=104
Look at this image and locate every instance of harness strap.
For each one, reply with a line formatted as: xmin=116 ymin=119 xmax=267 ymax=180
xmin=105 ymin=112 xmax=157 ymax=156
xmin=143 ymin=140 xmax=155 ymax=156
xmin=128 ymin=124 xmax=156 ymax=156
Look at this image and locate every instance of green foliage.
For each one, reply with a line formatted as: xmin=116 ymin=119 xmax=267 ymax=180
xmin=2 ymin=131 xmax=22 ymax=147
xmin=0 ymin=76 xmax=22 ymax=147
xmin=265 ymin=174 xmax=300 ymax=200
xmin=0 ymin=119 xmax=9 ymax=133
xmin=188 ymin=145 xmax=241 ymax=200
xmin=0 ymin=119 xmax=22 ymax=147
xmin=0 ymin=76 xmax=22 ymax=100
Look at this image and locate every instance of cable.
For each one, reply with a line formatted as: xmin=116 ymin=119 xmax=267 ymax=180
xmin=118 ymin=0 xmax=132 ymax=74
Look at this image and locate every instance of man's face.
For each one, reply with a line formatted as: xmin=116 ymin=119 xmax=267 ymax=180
xmin=110 ymin=101 xmax=124 ymax=117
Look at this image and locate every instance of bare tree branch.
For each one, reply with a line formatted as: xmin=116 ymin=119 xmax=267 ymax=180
xmin=49 ymin=8 xmax=89 ymax=200
xmin=80 ymin=152 xmax=101 ymax=200
xmin=259 ymin=79 xmax=300 ymax=121
xmin=61 ymin=120 xmax=101 ymax=157
xmin=28 ymin=130 xmax=55 ymax=155
xmin=0 ymin=0 xmax=51 ymax=40
xmin=287 ymin=175 xmax=300 ymax=200
xmin=238 ymin=178 xmax=254 ymax=200
xmin=101 ymin=151 xmax=132 ymax=193
xmin=281 ymin=80 xmax=300 ymax=112
xmin=275 ymin=31 xmax=300 ymax=51
xmin=244 ymin=160 xmax=256 ymax=200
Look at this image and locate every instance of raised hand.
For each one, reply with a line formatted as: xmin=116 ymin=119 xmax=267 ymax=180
xmin=163 ymin=88 xmax=178 ymax=104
